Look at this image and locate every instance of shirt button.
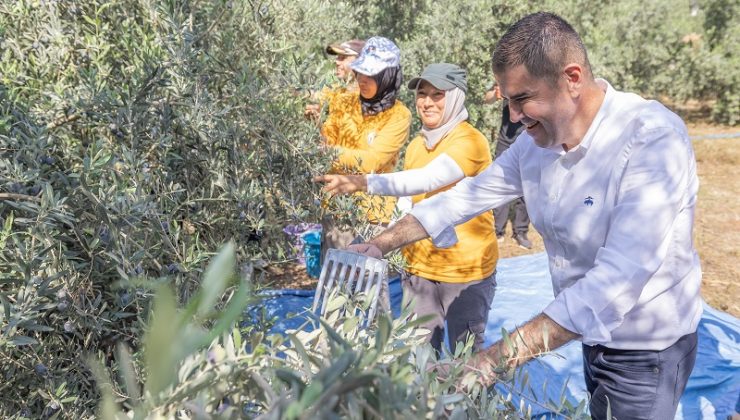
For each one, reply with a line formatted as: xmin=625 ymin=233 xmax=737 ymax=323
xmin=550 ymin=194 xmax=557 ymax=201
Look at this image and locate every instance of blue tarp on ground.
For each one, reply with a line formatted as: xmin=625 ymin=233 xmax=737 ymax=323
xmin=248 ymin=252 xmax=740 ymax=419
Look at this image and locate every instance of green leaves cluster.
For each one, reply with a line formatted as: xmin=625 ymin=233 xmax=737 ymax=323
xmin=0 ymin=0 xmax=355 ymax=416
xmin=93 ymin=245 xmax=588 ymax=418
xmin=387 ymin=0 xmax=738 ymax=130
xmin=89 ymin=243 xmax=259 ymax=418
xmin=552 ymin=0 xmax=739 ymax=125
xmin=0 ymin=0 xmax=735 ymax=417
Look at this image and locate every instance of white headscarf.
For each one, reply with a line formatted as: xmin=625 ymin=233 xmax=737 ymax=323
xmin=419 ymin=87 xmax=468 ymax=149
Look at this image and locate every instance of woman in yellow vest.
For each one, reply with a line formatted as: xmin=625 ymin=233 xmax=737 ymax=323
xmin=320 ymin=36 xmax=412 ymax=252
xmin=315 ymin=63 xmax=497 ymax=354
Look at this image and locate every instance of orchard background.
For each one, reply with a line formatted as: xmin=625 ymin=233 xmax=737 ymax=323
xmin=0 ymin=0 xmax=737 ymax=417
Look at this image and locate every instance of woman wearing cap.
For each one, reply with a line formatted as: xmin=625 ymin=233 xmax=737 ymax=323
xmin=315 ymin=63 xmax=497 ymax=355
xmin=320 ymin=36 xmax=412 ymax=253
xmin=305 ymin=39 xmax=365 ymax=120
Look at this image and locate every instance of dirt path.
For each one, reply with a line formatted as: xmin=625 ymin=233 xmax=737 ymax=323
xmin=264 ymin=124 xmax=740 ymax=318
xmin=690 ymin=126 xmax=740 ymax=317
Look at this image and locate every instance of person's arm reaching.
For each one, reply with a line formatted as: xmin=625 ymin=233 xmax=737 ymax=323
xmin=368 ymin=153 xmax=464 ymax=196
xmin=313 ymin=153 xmax=464 ymax=196
xmin=344 ymin=134 xmax=526 ymax=252
xmin=465 ymin=314 xmax=579 ymax=385
xmin=409 ymin=145 xmax=525 ymax=248
xmin=347 ymin=214 xmax=429 ymax=257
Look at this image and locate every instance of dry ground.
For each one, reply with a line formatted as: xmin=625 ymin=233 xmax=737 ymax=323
xmin=263 ymin=123 xmax=740 ymax=318
xmin=690 ymin=124 xmax=740 ymax=317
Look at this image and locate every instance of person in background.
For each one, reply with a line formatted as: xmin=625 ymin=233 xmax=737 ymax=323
xmin=315 ymin=63 xmax=497 ymax=355
xmin=327 ymin=39 xmax=365 ymax=81
xmin=304 ymin=39 xmax=365 ymax=121
xmin=346 ymin=12 xmax=701 ymax=420
xmin=484 ymin=83 xmax=532 ymax=249
xmin=319 ymin=36 xmax=411 ymax=259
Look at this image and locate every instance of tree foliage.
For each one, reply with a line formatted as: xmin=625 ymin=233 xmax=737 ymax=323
xmin=0 ymin=0 xmax=736 ymax=417
xmin=92 ymin=245 xmax=587 ymax=419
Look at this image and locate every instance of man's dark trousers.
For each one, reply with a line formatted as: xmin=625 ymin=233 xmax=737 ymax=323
xmin=582 ymin=332 xmax=698 ymax=420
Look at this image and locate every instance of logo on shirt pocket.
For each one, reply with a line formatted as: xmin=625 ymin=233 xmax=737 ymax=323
xmin=584 ymin=196 xmax=594 ymax=206
xmin=367 ymin=131 xmax=376 ymax=145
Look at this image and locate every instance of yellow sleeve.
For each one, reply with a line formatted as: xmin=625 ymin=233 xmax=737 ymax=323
xmin=335 ymin=105 xmax=411 ymax=173
xmin=316 ymin=86 xmax=341 ymax=107
xmin=321 ymin=90 xmax=358 ymax=147
xmin=321 ymin=108 xmax=340 ymax=145
xmin=443 ymin=126 xmax=492 ymax=176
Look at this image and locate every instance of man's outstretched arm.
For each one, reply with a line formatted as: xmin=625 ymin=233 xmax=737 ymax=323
xmin=352 ymin=214 xmax=430 ymax=257
xmin=468 ymin=313 xmax=579 ymax=384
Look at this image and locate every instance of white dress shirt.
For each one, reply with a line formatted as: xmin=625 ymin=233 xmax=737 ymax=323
xmin=410 ymin=80 xmax=703 ymax=350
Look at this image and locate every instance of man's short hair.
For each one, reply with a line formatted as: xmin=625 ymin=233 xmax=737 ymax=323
xmin=492 ymin=12 xmax=592 ymax=85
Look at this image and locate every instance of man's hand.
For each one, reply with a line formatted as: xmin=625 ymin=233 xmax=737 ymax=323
xmin=313 ymin=174 xmax=367 ymax=196
xmin=346 ymin=242 xmax=383 ymax=259
xmin=461 ymin=352 xmax=499 ymax=388
xmin=429 ymin=353 xmax=499 ymax=393
xmin=435 ymin=313 xmax=578 ymax=393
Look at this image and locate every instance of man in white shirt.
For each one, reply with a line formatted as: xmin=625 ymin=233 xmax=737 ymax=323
xmin=349 ymin=12 xmax=701 ymax=420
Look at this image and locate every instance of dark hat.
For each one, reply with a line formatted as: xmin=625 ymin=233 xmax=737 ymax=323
xmin=407 ymin=63 xmax=468 ymax=93
xmin=326 ymin=39 xmax=365 ymax=56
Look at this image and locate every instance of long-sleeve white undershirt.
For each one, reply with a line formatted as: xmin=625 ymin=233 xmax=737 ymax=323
xmin=366 ymin=153 xmax=464 ymax=196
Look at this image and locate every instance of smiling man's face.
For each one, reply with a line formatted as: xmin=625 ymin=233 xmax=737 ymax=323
xmin=496 ymin=64 xmax=577 ymax=150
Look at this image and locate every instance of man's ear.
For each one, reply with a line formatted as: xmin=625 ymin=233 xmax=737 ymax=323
xmin=563 ymin=64 xmax=583 ymax=96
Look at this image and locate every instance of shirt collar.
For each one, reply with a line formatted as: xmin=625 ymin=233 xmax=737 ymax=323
xmin=580 ymin=79 xmax=613 ymax=150
xmin=548 ymin=78 xmax=613 ymax=157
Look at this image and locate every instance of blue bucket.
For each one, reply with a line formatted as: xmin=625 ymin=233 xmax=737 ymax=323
xmin=301 ymin=230 xmax=322 ymax=278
